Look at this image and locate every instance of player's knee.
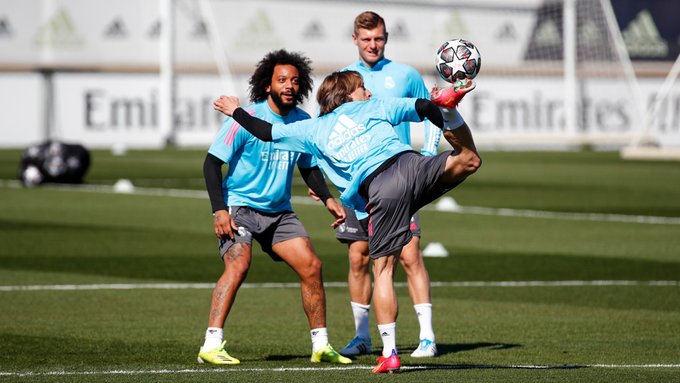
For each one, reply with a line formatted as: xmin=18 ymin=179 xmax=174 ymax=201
xmin=224 ymin=263 xmax=250 ymax=283
xmin=451 ymin=151 xmax=481 ymax=179
xmin=399 ymin=253 xmax=420 ymax=271
xmin=463 ymin=151 xmax=482 ymax=175
xmin=310 ymin=255 xmax=323 ymax=272
xmin=299 ymin=255 xmax=323 ymax=280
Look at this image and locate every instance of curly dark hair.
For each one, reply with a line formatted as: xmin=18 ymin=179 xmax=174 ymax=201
xmin=248 ymin=49 xmax=314 ymax=103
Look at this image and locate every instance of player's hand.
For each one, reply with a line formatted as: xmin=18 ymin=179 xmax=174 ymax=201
xmin=213 ymin=209 xmax=238 ymax=239
xmin=324 ymin=198 xmax=346 ymax=229
xmin=307 ymin=188 xmax=321 ymax=201
xmin=213 ymin=96 xmax=240 ymax=116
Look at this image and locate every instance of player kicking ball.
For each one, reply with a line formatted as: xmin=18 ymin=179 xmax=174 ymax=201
xmin=214 ymin=73 xmax=479 ymax=374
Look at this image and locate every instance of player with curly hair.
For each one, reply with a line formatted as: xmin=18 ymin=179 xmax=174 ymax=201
xmin=198 ymin=49 xmax=350 ymax=365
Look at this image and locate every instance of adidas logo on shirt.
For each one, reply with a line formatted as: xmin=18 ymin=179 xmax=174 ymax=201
xmin=328 ymin=115 xmax=367 ymax=150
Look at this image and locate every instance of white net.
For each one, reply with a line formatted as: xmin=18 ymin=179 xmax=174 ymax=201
xmin=458 ymin=0 xmax=646 ymax=149
xmin=621 ymin=52 xmax=680 ymax=160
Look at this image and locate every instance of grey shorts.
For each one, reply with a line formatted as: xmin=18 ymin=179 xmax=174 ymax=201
xmin=336 ymin=208 xmax=421 ymax=243
xmin=365 ymin=151 xmax=455 ymax=259
xmin=218 ymin=206 xmax=309 ymax=261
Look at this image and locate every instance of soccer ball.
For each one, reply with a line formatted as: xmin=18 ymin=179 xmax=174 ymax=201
xmin=21 ymin=165 xmax=43 ymax=187
xmin=435 ymin=38 xmax=481 ymax=83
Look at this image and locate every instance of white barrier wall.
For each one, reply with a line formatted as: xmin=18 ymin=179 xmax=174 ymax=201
xmin=50 ymin=73 xmax=248 ymax=149
xmin=3 ymin=72 xmax=677 ymax=149
xmin=0 ymin=73 xmax=44 ymax=148
xmin=1 ymin=0 xmax=678 ymax=149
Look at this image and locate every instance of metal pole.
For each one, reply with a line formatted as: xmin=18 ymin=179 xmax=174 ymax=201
xmin=563 ymin=0 xmax=578 ymax=138
xmin=199 ymin=0 xmax=236 ymax=94
xmin=159 ymin=0 xmax=175 ymax=147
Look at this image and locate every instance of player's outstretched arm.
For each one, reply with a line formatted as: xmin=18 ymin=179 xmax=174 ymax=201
xmin=213 ymin=95 xmax=240 ymax=116
xmin=232 ymin=108 xmax=273 ymax=141
xmin=212 ymin=96 xmax=274 ymax=141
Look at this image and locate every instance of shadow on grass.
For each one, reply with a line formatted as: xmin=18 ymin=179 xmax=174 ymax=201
xmin=398 ymin=363 xmax=587 ymax=373
xmin=263 ymin=354 xmax=307 ymax=362
xmin=436 ymin=342 xmax=521 ymax=356
xmin=260 ymin=342 xmax=521 ymax=364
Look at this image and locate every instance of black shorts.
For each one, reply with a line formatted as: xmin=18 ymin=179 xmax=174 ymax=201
xmin=218 ymin=206 xmax=308 ymax=261
xmin=365 ymin=151 xmax=454 ymax=259
xmin=336 ymin=208 xmax=421 ymax=243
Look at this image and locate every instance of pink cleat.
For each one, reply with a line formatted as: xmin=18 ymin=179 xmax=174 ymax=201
xmin=372 ymin=349 xmax=401 ymax=374
xmin=430 ymin=78 xmax=476 ymax=109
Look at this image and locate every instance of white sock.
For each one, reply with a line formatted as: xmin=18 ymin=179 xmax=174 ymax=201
xmin=377 ymin=322 xmax=397 ymax=357
xmin=310 ymin=327 xmax=329 ymax=353
xmin=202 ymin=327 xmax=223 ymax=351
xmin=351 ymin=301 xmax=371 ymax=340
xmin=414 ymin=303 xmax=435 ymax=341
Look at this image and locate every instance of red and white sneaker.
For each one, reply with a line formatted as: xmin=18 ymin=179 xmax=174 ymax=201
xmin=430 ymin=78 xmax=476 ymax=109
xmin=372 ymin=349 xmax=401 ymax=374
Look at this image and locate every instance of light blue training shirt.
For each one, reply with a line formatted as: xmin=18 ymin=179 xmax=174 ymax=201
xmin=343 ymin=58 xmax=441 ymax=155
xmin=271 ymin=97 xmax=421 ymax=213
xmin=208 ymin=101 xmax=314 ymax=213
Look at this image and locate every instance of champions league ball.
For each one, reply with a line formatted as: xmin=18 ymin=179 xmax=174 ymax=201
xmin=435 ymin=38 xmax=481 ymax=83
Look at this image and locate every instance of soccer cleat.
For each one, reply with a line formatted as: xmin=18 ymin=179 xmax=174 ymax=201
xmin=410 ymin=339 xmax=438 ymax=358
xmin=372 ymin=349 xmax=401 ymax=374
xmin=197 ymin=341 xmax=240 ymax=365
xmin=339 ymin=336 xmax=372 ymax=356
xmin=310 ymin=343 xmax=352 ymax=364
xmin=430 ymin=78 xmax=476 ymax=109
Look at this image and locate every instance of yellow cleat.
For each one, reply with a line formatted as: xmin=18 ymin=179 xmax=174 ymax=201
xmin=310 ymin=343 xmax=352 ymax=364
xmin=197 ymin=341 xmax=240 ymax=365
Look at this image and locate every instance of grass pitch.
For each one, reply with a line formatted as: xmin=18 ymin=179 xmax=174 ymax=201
xmin=0 ymin=149 xmax=679 ymax=382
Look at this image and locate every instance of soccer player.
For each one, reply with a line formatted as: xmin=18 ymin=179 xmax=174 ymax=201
xmin=199 ymin=50 xmax=350 ymax=366
xmin=337 ymin=11 xmax=441 ymax=358
xmin=213 ymin=70 xmax=480 ymax=373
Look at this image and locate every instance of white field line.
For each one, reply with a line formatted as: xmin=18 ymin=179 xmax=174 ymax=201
xmin=0 ymin=280 xmax=678 ymax=292
xmin=2 ymin=363 xmax=680 ymax=377
xmin=3 ymin=180 xmax=680 ymax=225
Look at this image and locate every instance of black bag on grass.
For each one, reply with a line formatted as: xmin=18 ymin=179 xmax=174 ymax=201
xmin=18 ymin=141 xmax=91 ymax=187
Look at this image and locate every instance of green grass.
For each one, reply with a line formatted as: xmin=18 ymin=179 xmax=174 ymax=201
xmin=1 ymin=149 xmax=679 ymax=382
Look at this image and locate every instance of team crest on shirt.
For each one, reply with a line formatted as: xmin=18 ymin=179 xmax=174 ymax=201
xmin=384 ymin=76 xmax=395 ymax=89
